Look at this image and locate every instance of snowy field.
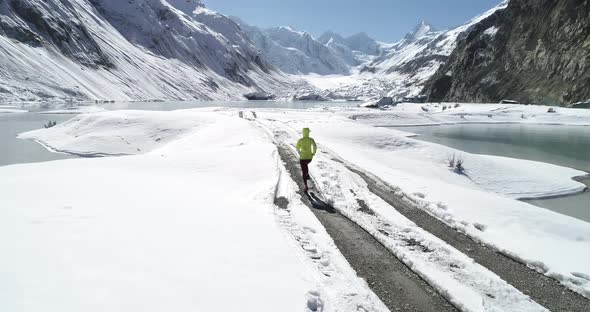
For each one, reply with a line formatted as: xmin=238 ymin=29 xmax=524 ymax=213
xmin=2 ymin=111 xmax=387 ymax=312
xmin=2 ymin=103 xmax=590 ymax=310
xmin=251 ymin=104 xmax=590 ymax=299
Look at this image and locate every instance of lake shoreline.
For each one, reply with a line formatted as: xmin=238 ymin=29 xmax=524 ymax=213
xmin=517 ymin=174 xmax=589 ymax=200
xmin=389 ymin=122 xmax=590 ymax=222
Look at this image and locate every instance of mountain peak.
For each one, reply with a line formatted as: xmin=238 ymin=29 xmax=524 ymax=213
xmin=343 ymin=32 xmax=380 ymax=56
xmin=166 ymin=0 xmax=204 ymax=15
xmin=405 ymin=20 xmax=436 ymax=40
xmin=318 ymin=30 xmax=345 ymax=44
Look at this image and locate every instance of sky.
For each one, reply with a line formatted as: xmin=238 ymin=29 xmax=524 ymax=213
xmin=205 ymin=0 xmax=502 ymax=42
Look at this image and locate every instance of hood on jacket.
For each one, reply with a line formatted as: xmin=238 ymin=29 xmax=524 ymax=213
xmin=302 ymin=128 xmax=310 ymax=137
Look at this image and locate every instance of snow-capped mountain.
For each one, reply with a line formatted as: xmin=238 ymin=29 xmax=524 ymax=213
xmin=317 ymin=31 xmax=383 ymax=65
xmin=232 ymin=2 xmax=508 ymax=101
xmin=318 ymin=32 xmax=360 ymax=67
xmin=295 ymin=2 xmax=510 ymax=100
xmin=0 ymin=0 xmax=301 ymax=102
xmin=362 ymin=1 xmax=509 ymax=82
xmin=0 ymin=0 xmax=515 ymax=103
xmin=231 ymin=18 xmax=352 ymax=75
xmin=232 ymin=17 xmax=392 ymax=76
xmin=362 ymin=21 xmax=443 ymax=75
xmin=341 ymin=32 xmax=382 ymax=56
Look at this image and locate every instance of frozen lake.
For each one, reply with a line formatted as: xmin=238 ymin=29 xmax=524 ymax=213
xmin=396 ymin=124 xmax=590 ymax=222
xmin=0 ymin=101 xmax=356 ymax=166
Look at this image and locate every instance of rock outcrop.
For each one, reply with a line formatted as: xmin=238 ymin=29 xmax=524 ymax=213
xmin=244 ymin=92 xmax=275 ymax=100
xmin=423 ymin=0 xmax=590 ymax=105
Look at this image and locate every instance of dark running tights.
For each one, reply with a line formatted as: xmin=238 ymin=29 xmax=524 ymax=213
xmin=300 ymin=159 xmax=312 ymax=182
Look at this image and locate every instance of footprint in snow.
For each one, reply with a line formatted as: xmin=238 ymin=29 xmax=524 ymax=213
xmin=306 ymin=291 xmax=324 ymax=312
xmin=309 ymin=252 xmax=322 ymax=260
xmin=303 ymin=226 xmax=317 ymax=233
xmin=413 ymin=192 xmax=426 ymax=199
xmin=302 ymin=244 xmax=318 ymax=253
xmin=473 ymin=223 xmax=487 ymax=232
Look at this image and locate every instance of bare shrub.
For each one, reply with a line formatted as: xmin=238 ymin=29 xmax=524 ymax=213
xmin=455 ymin=156 xmax=465 ymax=174
xmin=447 ymin=153 xmax=466 ymax=174
xmin=447 ymin=154 xmax=456 ymax=168
xmin=44 ymin=121 xmax=57 ymax=129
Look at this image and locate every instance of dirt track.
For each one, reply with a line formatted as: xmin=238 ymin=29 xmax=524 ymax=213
xmin=339 ymin=156 xmax=590 ymax=312
xmin=277 ymin=145 xmax=457 ymax=312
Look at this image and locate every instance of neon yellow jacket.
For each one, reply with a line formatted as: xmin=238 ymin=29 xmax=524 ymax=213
xmin=296 ymin=128 xmax=317 ymax=160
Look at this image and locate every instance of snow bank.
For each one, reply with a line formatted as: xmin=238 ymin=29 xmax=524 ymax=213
xmin=350 ymin=103 xmax=590 ymax=127
xmin=38 ymin=106 xmax=107 ymax=114
xmin=0 ymin=106 xmax=27 ymax=113
xmin=258 ymin=108 xmax=590 ymax=298
xmin=19 ymin=110 xmax=210 ymax=156
xmin=3 ymin=110 xmax=387 ymax=311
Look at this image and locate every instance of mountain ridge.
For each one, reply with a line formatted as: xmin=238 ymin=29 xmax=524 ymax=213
xmin=0 ymin=0 xmax=302 ymax=102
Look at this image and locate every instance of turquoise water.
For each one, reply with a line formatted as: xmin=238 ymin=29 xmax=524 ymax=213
xmin=396 ymin=124 xmax=590 ymax=222
xmin=0 ymin=113 xmax=74 ymax=166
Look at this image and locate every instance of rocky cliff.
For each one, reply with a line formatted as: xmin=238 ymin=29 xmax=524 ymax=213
xmin=423 ymin=0 xmax=590 ymax=105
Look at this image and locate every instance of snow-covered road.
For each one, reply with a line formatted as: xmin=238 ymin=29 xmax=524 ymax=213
xmin=274 ymin=144 xmax=457 ymax=312
xmin=253 ymin=105 xmax=590 ymax=300
xmin=3 ymin=103 xmax=590 ymax=311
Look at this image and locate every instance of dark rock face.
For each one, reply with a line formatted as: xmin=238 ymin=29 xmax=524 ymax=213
xmin=244 ymin=91 xmax=275 ymax=100
xmin=293 ymin=93 xmax=328 ymax=101
xmin=3 ymin=0 xmax=114 ymax=68
xmin=375 ymin=97 xmax=394 ymax=106
xmin=423 ymin=0 xmax=590 ymax=105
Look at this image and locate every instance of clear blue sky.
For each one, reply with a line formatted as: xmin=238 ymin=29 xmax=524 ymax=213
xmin=205 ymin=0 xmax=502 ymax=42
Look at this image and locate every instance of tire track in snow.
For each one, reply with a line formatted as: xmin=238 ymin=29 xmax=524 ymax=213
xmin=335 ymin=155 xmax=590 ymax=312
xmin=276 ymin=144 xmax=456 ymax=312
xmin=252 ymin=117 xmax=390 ymax=312
xmin=262 ymin=118 xmax=549 ymax=312
xmin=253 ymin=106 xmax=454 ymax=311
xmin=270 ymin=150 xmax=390 ymax=312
